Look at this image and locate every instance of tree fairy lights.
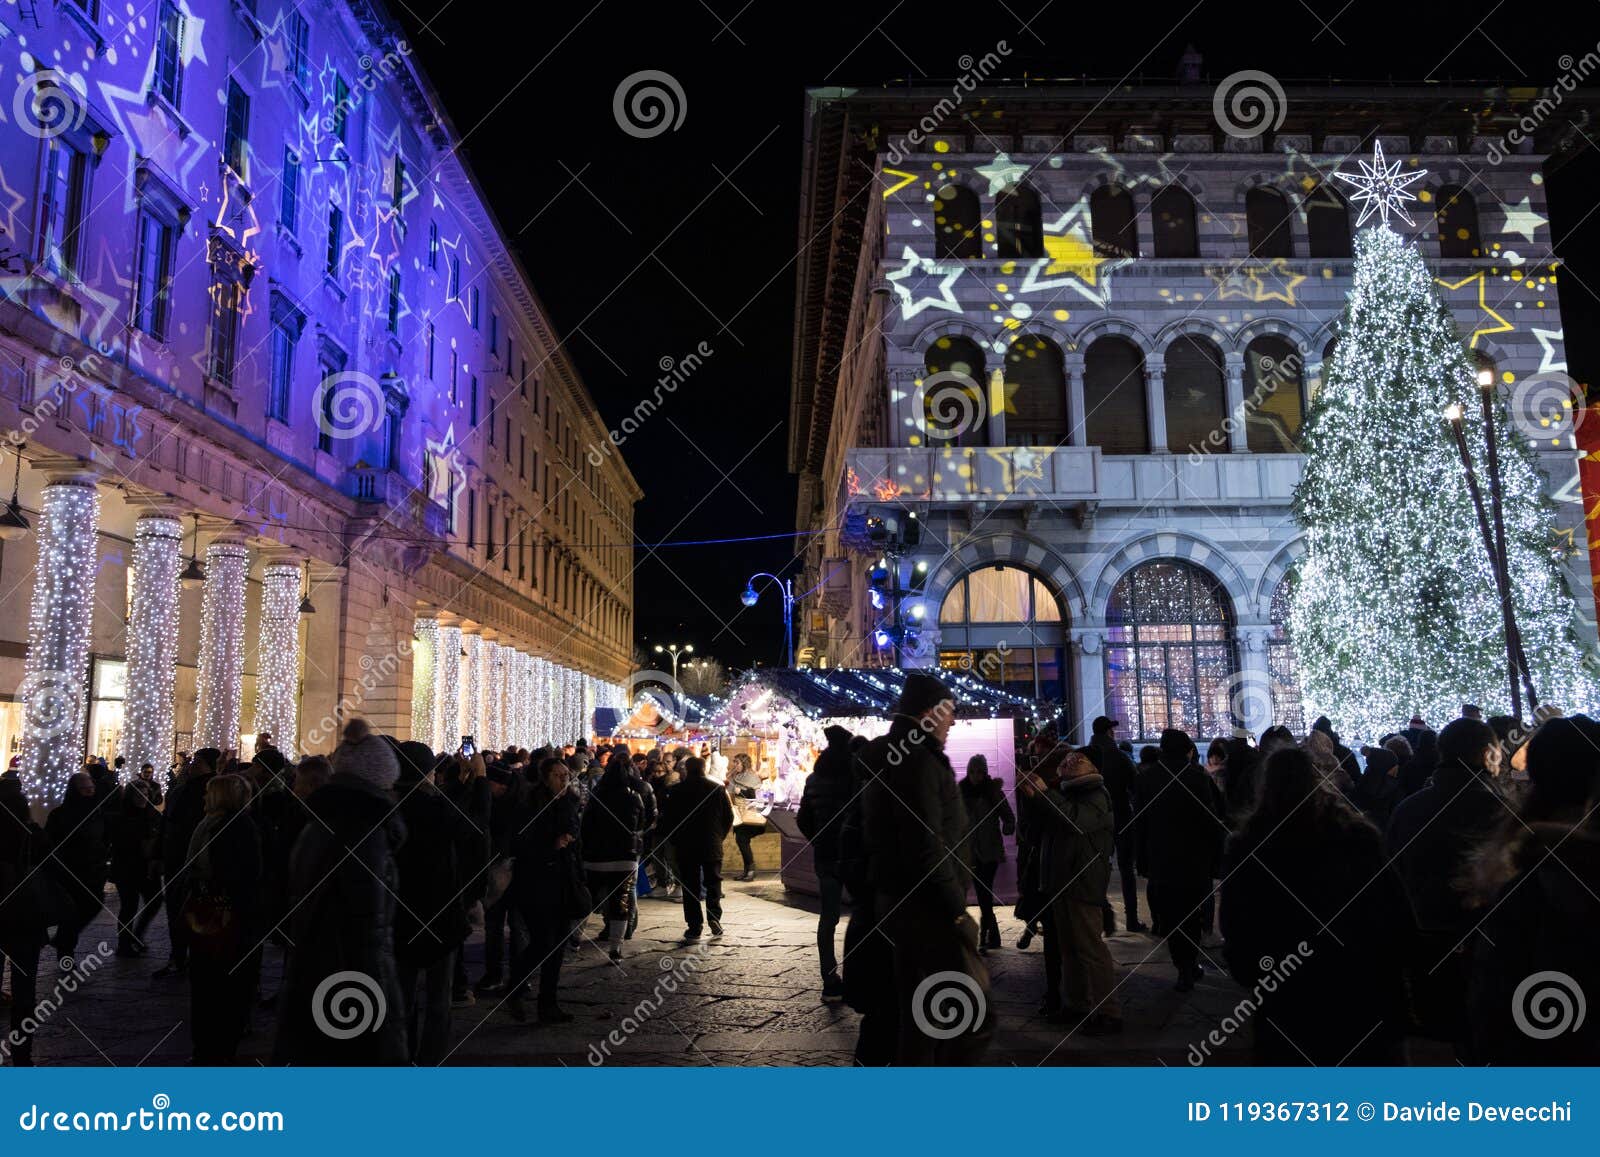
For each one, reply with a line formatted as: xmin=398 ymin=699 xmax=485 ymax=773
xmin=120 ymin=513 xmax=183 ymax=784
xmin=19 ymin=476 xmax=101 ymax=806
xmin=1291 ymin=223 xmax=1597 ymax=738
xmin=194 ymin=539 xmax=250 ymax=751
xmin=254 ymin=562 xmax=302 ymax=757
xmin=437 ymin=624 xmax=462 ymax=751
xmin=411 ymin=617 xmax=439 ymax=747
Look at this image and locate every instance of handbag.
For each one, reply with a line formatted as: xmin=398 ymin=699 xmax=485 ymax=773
xmin=181 ymin=887 xmax=240 ymax=959
xmin=563 ymin=855 xmax=594 ymax=919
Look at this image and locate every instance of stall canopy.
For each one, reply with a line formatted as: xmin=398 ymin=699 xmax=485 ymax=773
xmin=607 ymin=688 xmax=722 ymax=739
xmin=717 ymin=667 xmax=1037 ymax=722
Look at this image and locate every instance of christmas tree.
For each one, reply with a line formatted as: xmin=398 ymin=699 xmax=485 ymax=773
xmin=1290 ymin=183 xmax=1596 ymax=739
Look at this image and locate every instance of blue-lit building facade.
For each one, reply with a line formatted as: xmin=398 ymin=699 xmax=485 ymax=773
xmin=0 ymin=0 xmax=637 ymax=800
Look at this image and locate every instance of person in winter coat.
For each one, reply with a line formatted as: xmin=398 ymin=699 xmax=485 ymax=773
xmin=1137 ymin=729 xmax=1227 ymax=992
xmin=728 ymin=755 xmax=770 ymax=881
xmin=1221 ymin=748 xmax=1412 ymax=1064
xmin=392 ymin=740 xmax=476 ymax=1063
xmin=273 ymin=719 xmax=408 ymax=1065
xmin=1354 ymin=746 xmax=1405 ymax=831
xmin=859 ymin=673 xmax=989 ymax=1065
xmin=956 ymin=754 xmax=1016 ymax=951
xmin=0 ymin=778 xmax=54 ymax=1065
xmin=1013 ymin=744 xmax=1065 ymax=1013
xmin=1310 ymin=716 xmax=1361 ymax=786
xmin=1087 ymin=716 xmax=1143 ymax=932
xmin=581 ymin=760 xmax=646 ymax=961
xmin=797 ymin=725 xmax=858 ymax=1001
xmin=183 ymin=774 xmax=263 ymax=1064
xmin=1385 ymin=716 xmax=1506 ymax=1056
xmin=107 ymin=778 xmax=162 ymax=956
xmin=662 ymin=755 xmax=735 ymax=942
xmin=507 ymin=757 xmax=583 ymax=1023
xmin=1028 ymin=751 xmax=1121 ymax=1033
xmin=1220 ymin=737 xmax=1263 ymax=830
xmin=153 ymin=748 xmax=219 ymax=977
xmin=477 ymin=759 xmax=530 ymax=995
xmin=644 ymin=754 xmax=680 ymax=898
xmin=43 ymin=772 xmax=108 ymax=967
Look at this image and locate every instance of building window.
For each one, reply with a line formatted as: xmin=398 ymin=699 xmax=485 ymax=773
xmin=132 ymin=211 xmax=175 ymax=339
xmin=519 ymin=357 xmax=528 ymax=398
xmin=922 ymin=335 xmax=988 ymax=447
xmin=37 ymin=137 xmax=88 ymax=276
xmin=1002 ymin=334 xmax=1067 ymax=446
xmin=325 ymin=205 xmax=342 ymax=277
xmin=386 ymin=267 xmax=401 ymax=333
xmin=223 ymin=80 xmax=250 ymax=178
xmin=1436 ymin=185 xmax=1481 ymax=258
xmin=1164 ymin=335 xmax=1228 ymax=456
xmin=279 ymin=147 xmax=300 ymax=232
xmin=153 ymin=0 xmax=184 ymax=107
xmin=1104 ymin=559 xmax=1238 ymax=742
xmin=504 ymin=418 xmax=511 ymax=462
xmin=932 ymin=184 xmax=982 ymax=259
xmin=1268 ymin=574 xmax=1306 ymax=734
xmin=1082 ymin=337 xmax=1148 ymax=454
xmin=469 ymin=374 xmax=478 ymax=425
xmin=1151 ymin=185 xmax=1198 ymax=258
xmin=206 ymin=238 xmax=250 ymax=388
xmin=489 ymin=311 xmax=499 ymax=355
xmin=316 ymin=362 xmax=338 ymax=453
xmin=1091 ymin=185 xmax=1139 ymax=258
xmin=467 ymin=489 xmax=476 ymax=551
xmin=448 ymin=255 xmax=460 ymax=300
xmin=469 ymin=286 xmax=480 ymax=328
xmin=449 ymin=350 xmax=458 ymax=405
xmin=389 ymin=156 xmax=405 ymax=206
xmin=268 ymin=321 xmax=294 ymax=422
xmin=487 ymin=393 xmax=496 ymax=445
xmin=502 ymin=514 xmax=510 ymax=571
xmin=519 ymin=433 xmax=526 ymax=479
xmin=487 ymin=501 xmax=495 ymax=560
xmin=1243 ymin=335 xmax=1305 ymax=452
xmin=332 ymin=73 xmax=350 ymax=143
xmin=428 ymin=220 xmax=439 ymax=269
xmin=289 ymin=12 xmax=310 ymax=87
xmin=995 ymin=185 xmax=1042 ymax=258
xmin=425 ymin=322 xmax=435 ymax=379
xmin=383 ymin=403 xmax=401 ymax=470
xmin=1246 ymin=187 xmax=1293 ymax=257
xmin=1305 ymin=185 xmax=1351 ymax=258
xmin=936 ymin=566 xmax=1065 ymax=702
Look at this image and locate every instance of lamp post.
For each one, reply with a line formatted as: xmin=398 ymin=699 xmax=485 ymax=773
xmin=652 ymin=641 xmax=693 ymax=681
xmin=741 ymin=573 xmax=795 ymax=668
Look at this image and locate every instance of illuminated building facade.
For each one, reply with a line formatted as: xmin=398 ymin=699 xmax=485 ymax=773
xmin=0 ymin=0 xmax=636 ymax=801
xmin=791 ymin=83 xmax=1596 ymax=742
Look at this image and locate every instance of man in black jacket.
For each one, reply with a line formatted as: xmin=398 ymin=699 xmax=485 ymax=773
xmin=152 ymin=748 xmax=218 ymax=978
xmin=661 ymin=756 xmax=734 ymax=940
xmin=798 ymin=724 xmax=857 ymax=1001
xmin=1086 ymin=715 xmax=1143 ymax=933
xmin=1138 ymin=729 xmax=1225 ymax=992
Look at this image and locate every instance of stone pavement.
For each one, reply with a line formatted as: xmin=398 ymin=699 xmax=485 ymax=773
xmin=5 ymin=872 xmax=1256 ymax=1066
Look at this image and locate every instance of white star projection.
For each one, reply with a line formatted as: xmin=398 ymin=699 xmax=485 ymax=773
xmin=884 ymin=246 xmax=965 ymax=318
xmin=1332 ymin=141 xmax=1427 ymax=228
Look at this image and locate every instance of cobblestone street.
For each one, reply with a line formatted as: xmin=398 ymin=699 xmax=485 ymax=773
xmin=6 ymin=872 xmax=1263 ymax=1066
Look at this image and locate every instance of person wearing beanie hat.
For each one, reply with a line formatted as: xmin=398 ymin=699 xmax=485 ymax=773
xmin=894 ymin=671 xmax=955 ymax=724
xmin=1138 ymin=727 xmax=1225 ymax=993
xmin=273 ymin=719 xmax=408 ymax=1064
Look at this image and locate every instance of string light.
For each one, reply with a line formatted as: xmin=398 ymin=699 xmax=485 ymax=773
xmin=19 ymin=477 xmax=101 ymax=806
xmin=254 ymin=562 xmax=302 ymax=757
xmin=120 ymin=514 xmax=182 ymax=786
xmin=411 ymin=618 xmax=439 ymax=747
xmin=461 ymin=633 xmax=482 ymax=745
xmin=194 ymin=540 xmax=250 ymax=752
xmin=437 ymin=624 xmax=462 ymax=751
xmin=484 ymin=641 xmax=504 ymax=752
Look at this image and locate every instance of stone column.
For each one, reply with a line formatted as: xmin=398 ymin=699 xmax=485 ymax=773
xmin=195 ymin=538 xmax=250 ymax=753
xmin=437 ymin=624 xmax=462 ymax=753
xmin=1069 ymin=629 xmax=1107 ymax=747
xmin=254 ymin=559 xmax=303 ymax=757
xmin=1224 ymin=350 xmax=1249 ymax=453
xmin=120 ymin=512 xmax=183 ymax=784
xmin=461 ymin=632 xmax=482 ymax=747
xmin=411 ymin=617 xmax=439 ymax=748
xmin=19 ymin=474 xmax=101 ymax=806
xmin=1064 ymin=351 xmax=1087 ymax=447
xmin=1235 ymin=627 xmax=1276 ymax=736
xmin=1145 ymin=366 xmax=1169 ymax=453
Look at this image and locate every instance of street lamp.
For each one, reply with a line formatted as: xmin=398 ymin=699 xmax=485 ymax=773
xmin=652 ymin=641 xmax=693 ymax=680
xmin=741 ymin=573 xmax=795 ymax=668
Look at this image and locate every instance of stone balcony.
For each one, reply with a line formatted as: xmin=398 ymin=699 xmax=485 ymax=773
xmin=845 ymin=446 xmax=1303 ymax=510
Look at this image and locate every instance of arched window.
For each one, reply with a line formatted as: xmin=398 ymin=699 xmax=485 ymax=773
xmin=1083 ymin=337 xmax=1148 ymax=453
xmin=1151 ymin=184 xmax=1198 ymax=258
xmin=1305 ymin=185 xmax=1351 ymax=258
xmin=1436 ymin=185 xmax=1481 ymax=258
xmin=1003 ymin=334 xmax=1067 ymax=446
xmin=938 ymin=565 xmax=1066 ymax=701
xmin=922 ymin=335 xmax=988 ymax=447
xmin=1090 ymin=185 xmax=1139 ymax=258
xmin=1243 ymin=335 xmax=1305 ymax=452
xmin=1103 ymin=559 xmax=1238 ymax=742
xmin=1164 ymin=336 xmax=1228 ymax=455
xmin=933 ymin=184 xmax=982 ymax=259
xmin=996 ymin=185 xmax=1043 ymax=258
xmin=1246 ymin=187 xmax=1293 ymax=257
xmin=1268 ymin=574 xmax=1306 ymax=735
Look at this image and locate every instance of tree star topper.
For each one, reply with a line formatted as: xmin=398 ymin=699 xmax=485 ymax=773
xmin=1332 ymin=141 xmax=1427 ymax=228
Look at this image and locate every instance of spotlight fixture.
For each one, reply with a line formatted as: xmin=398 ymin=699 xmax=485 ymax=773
xmin=298 ymin=559 xmax=316 ymax=615
xmin=0 ymin=445 xmax=29 ymax=541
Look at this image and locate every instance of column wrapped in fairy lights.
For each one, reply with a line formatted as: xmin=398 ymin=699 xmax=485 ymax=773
xmin=411 ymin=618 xmax=439 ymax=747
xmin=482 ymin=642 xmax=503 ymax=753
xmin=19 ymin=476 xmax=101 ymax=806
xmin=461 ymin=633 xmax=482 ymax=746
xmin=194 ymin=539 xmax=250 ymax=752
xmin=529 ymin=656 xmax=547 ymax=745
xmin=544 ymin=659 xmax=560 ymax=746
xmin=511 ymin=651 xmax=530 ymax=748
xmin=119 ymin=514 xmax=182 ymax=785
xmin=253 ymin=562 xmax=302 ymax=757
xmin=437 ymin=624 xmax=462 ymax=753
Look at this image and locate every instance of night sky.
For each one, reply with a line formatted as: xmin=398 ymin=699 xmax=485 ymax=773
xmin=388 ymin=1 xmax=1600 ymax=670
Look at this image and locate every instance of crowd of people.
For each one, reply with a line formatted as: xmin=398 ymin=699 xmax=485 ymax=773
xmin=0 ymin=724 xmax=774 ymax=1066
xmin=797 ymin=677 xmax=1600 ymax=1066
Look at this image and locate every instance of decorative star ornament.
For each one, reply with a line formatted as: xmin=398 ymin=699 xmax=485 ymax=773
xmin=1332 ymin=141 xmax=1427 ymax=228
